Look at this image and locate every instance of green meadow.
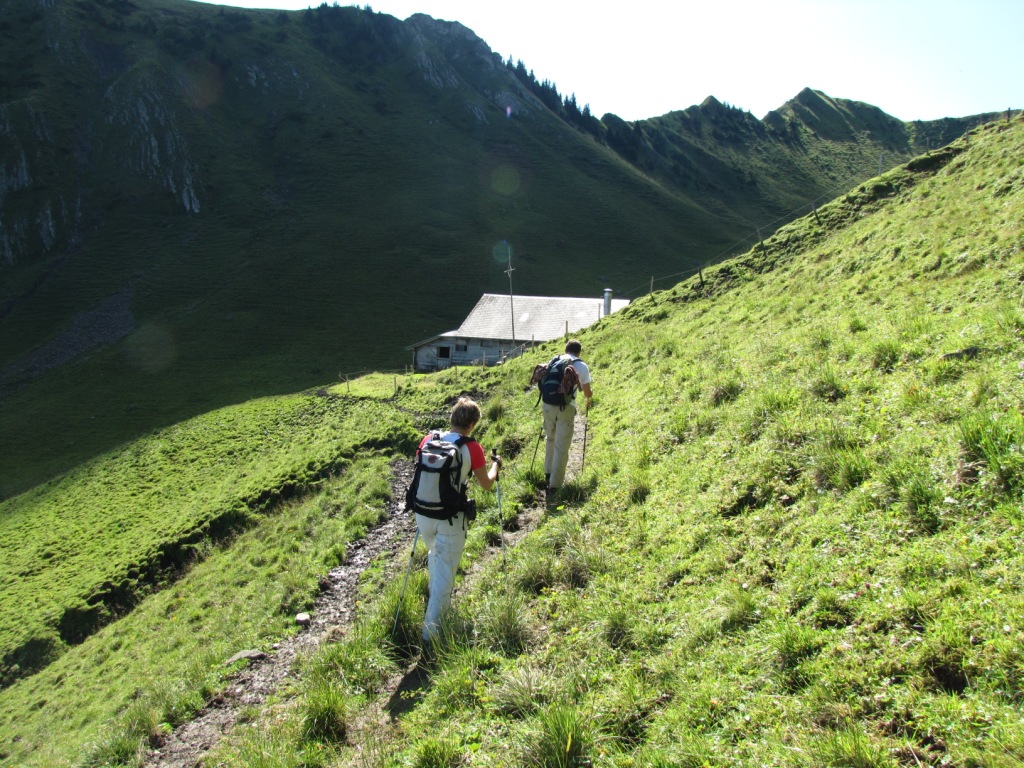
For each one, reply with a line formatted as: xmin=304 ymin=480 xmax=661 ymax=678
xmin=1 ymin=116 xmax=1022 ymax=766
xmin=2 ymin=0 xmax=990 ymax=504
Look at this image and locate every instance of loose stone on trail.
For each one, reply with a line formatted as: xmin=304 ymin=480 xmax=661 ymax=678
xmin=224 ymin=649 xmax=267 ymax=667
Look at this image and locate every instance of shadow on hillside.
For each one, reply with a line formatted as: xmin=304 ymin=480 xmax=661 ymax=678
xmin=546 ymin=476 xmax=599 ymax=512
xmin=384 ymin=660 xmax=432 ymax=721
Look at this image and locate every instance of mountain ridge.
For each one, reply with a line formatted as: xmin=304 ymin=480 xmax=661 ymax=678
xmin=0 ymin=0 xmax=1007 ymax=498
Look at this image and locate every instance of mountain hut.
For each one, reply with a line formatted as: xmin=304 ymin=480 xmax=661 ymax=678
xmin=408 ymin=290 xmax=628 ymax=372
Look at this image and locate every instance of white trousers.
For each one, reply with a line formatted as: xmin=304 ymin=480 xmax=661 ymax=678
xmin=415 ymin=511 xmax=467 ymax=642
xmin=542 ymin=401 xmax=577 ymax=487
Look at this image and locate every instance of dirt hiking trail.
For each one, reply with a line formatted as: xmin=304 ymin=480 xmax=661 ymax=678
xmin=144 ymin=410 xmax=589 ymax=766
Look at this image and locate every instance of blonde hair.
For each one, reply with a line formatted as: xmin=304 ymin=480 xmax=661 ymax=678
xmin=450 ymin=397 xmax=482 ymax=429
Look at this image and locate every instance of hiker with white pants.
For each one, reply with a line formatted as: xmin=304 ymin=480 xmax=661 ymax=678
xmin=411 ymin=397 xmax=500 ymax=645
xmin=542 ymin=339 xmax=592 ymax=492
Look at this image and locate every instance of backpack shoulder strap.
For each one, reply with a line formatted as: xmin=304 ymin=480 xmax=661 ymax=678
xmin=418 ymin=429 xmax=440 ymax=449
xmin=452 ymin=435 xmax=474 ymax=489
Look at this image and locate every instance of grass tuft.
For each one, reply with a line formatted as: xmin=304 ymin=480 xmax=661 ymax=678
xmin=870 ymin=339 xmax=902 ymax=372
xmin=810 ymin=727 xmax=895 ymax=768
xmin=709 ymin=378 xmax=744 ymax=407
xmin=492 ymin=662 xmax=554 ymax=719
xmin=81 ymin=729 xmax=147 ymax=768
xmin=413 ymin=736 xmax=465 ymax=768
xmin=809 ymin=364 xmax=848 ymax=401
xmin=815 ymin=445 xmax=872 ymax=491
xmin=522 ymin=703 xmax=595 ymax=768
xmin=717 ymin=584 xmax=762 ymax=633
xmin=957 ymin=410 xmax=1024 ymax=495
xmin=299 ymin=675 xmax=349 ymax=743
xmin=599 ymin=671 xmax=661 ymax=747
xmin=474 ymin=589 xmax=533 ymax=656
xmin=304 ymin=622 xmax=394 ymax=696
xmin=382 ymin=568 xmax=428 ymax=661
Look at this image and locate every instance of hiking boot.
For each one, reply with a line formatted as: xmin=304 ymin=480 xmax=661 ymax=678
xmin=418 ymin=640 xmax=437 ymax=668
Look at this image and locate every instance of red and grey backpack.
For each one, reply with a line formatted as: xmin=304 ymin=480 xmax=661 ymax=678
xmin=405 ymin=431 xmax=472 ymax=520
xmin=530 ymin=354 xmax=582 ymax=408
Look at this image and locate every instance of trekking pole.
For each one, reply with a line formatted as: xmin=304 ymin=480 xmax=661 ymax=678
xmin=581 ymin=407 xmax=590 ymax=473
xmin=529 ymin=427 xmax=543 ymax=474
xmin=493 ymin=452 xmax=507 ymax=570
xmin=391 ymin=529 xmax=420 ymax=638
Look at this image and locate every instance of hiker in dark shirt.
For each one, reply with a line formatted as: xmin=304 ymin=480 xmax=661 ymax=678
xmin=543 ymin=339 xmax=592 ymax=492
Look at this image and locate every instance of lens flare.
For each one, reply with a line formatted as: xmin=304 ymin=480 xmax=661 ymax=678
xmin=490 ymin=163 xmax=520 ymax=196
xmin=491 ymin=240 xmax=513 ymax=264
xmin=125 ymin=324 xmax=176 ymax=374
xmin=188 ymin=58 xmax=225 ymax=110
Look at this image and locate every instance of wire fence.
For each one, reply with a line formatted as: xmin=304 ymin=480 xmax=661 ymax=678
xmin=333 ymin=341 xmax=534 ymax=388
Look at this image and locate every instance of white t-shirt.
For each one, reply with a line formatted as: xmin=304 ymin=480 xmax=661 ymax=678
xmin=567 ymin=355 xmax=591 ymax=398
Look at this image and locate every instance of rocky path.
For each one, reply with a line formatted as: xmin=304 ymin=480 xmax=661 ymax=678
xmin=144 ymin=410 xmax=590 ymax=766
xmin=143 ymin=462 xmax=417 ymax=767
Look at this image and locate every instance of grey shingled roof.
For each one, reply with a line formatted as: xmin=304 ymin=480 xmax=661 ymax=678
xmin=455 ymin=293 xmax=629 ymax=341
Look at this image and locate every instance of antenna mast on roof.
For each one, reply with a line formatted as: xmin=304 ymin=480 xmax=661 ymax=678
xmin=504 ymin=241 xmax=516 ymax=347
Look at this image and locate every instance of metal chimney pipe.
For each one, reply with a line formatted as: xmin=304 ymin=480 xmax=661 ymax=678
xmin=603 ymin=288 xmax=612 ymax=317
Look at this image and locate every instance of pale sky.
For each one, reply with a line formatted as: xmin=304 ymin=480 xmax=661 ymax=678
xmin=189 ymin=0 xmax=1021 ymax=122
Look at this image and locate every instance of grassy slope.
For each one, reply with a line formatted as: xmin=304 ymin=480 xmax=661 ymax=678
xmin=1 ymin=116 xmax=1019 ymax=767
xmin=203 ymin=116 xmax=1022 ymax=767
xmin=0 ymin=454 xmax=397 ymax=767
xmin=628 ymin=89 xmax=996 ymax=236
xmin=0 ymin=383 xmax=415 ymax=681
xmin=0 ymin=370 xmax=489 ymax=765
